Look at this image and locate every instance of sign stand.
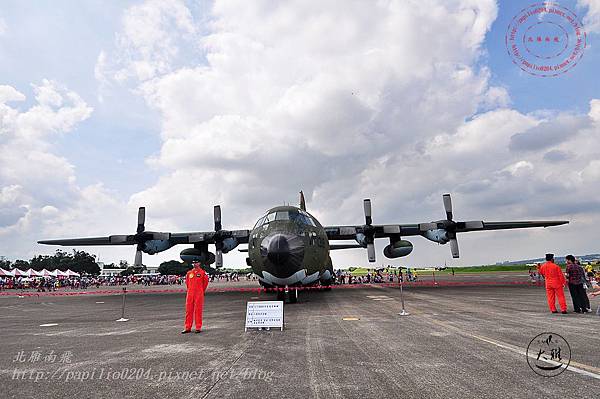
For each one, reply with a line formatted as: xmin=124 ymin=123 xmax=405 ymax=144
xmin=245 ymin=301 xmax=284 ymax=331
xmin=116 ymin=287 xmax=129 ymax=322
xmin=398 ymin=279 xmax=409 ymax=316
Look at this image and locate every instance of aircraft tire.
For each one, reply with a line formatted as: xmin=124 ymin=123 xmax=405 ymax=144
xmin=288 ymin=288 xmax=298 ymax=303
xmin=276 ymin=290 xmax=285 ymax=301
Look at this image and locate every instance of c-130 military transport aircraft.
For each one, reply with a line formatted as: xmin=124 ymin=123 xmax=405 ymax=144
xmin=39 ymin=193 xmax=567 ymax=302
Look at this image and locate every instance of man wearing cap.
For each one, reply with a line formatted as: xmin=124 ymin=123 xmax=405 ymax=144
xmin=182 ymin=262 xmax=209 ymax=333
xmin=538 ymin=253 xmax=567 ymax=314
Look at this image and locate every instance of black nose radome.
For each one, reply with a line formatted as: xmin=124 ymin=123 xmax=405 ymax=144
xmin=266 ymin=234 xmax=290 ymax=265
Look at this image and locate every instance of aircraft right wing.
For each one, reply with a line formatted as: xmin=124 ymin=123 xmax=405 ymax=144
xmin=38 ymin=206 xmax=250 ymax=268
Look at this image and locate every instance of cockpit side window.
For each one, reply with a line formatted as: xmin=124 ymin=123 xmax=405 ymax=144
xmin=253 ymin=216 xmax=266 ymax=229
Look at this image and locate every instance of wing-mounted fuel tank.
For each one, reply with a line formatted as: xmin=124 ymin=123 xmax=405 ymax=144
xmin=180 ymin=248 xmax=215 ymax=264
xmin=383 ymin=240 xmax=413 ymax=258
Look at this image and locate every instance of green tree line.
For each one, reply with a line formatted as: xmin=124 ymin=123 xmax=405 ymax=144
xmin=0 ymin=250 xmax=100 ymax=275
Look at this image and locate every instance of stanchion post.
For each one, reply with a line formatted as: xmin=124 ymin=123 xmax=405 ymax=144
xmin=398 ymin=278 xmax=409 ymax=316
xmin=116 ymin=287 xmax=129 ymax=322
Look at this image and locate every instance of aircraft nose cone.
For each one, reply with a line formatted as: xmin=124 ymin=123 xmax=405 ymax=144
xmin=266 ymin=234 xmax=290 ymax=265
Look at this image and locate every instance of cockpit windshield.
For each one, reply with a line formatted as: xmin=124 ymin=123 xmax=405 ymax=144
xmin=253 ymin=209 xmax=316 ymax=228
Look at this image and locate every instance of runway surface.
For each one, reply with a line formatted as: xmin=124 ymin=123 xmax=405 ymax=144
xmin=1 ymin=278 xmax=599 ymax=398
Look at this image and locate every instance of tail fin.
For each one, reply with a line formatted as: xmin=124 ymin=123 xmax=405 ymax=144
xmin=299 ymin=191 xmax=306 ymax=211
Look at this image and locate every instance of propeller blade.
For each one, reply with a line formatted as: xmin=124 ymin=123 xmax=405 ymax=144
xmin=214 ymin=205 xmax=222 ymax=231
xmin=442 ymin=194 xmax=453 ymax=220
xmin=137 ymin=207 xmax=146 ymax=233
xmin=215 ymin=250 xmax=223 ymax=268
xmin=463 ymin=220 xmax=484 ymax=229
xmin=363 ymin=199 xmax=372 ymax=225
xmin=134 ymin=250 xmax=143 ymax=266
xmin=449 ymin=238 xmax=459 ymax=258
xmin=367 ymin=243 xmax=376 ymax=262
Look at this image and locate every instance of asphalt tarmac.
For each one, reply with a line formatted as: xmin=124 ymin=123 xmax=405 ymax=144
xmin=1 ymin=276 xmax=599 ymax=398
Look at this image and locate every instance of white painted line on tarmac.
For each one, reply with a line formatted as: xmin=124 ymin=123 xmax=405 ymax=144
xmin=421 ymin=313 xmax=600 ymax=381
xmin=95 ymin=301 xmax=105 ymax=304
xmin=471 ymin=333 xmax=600 ymax=381
xmin=39 ymin=323 xmax=58 ymax=327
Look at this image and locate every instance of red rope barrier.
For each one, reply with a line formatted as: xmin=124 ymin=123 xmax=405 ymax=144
xmin=0 ymin=280 xmax=539 ymax=297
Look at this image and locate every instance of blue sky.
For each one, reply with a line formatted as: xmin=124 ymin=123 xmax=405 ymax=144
xmin=1 ymin=0 xmax=599 ymax=267
xmin=0 ymin=1 xmax=160 ymax=198
xmin=487 ymin=0 xmax=600 ymax=114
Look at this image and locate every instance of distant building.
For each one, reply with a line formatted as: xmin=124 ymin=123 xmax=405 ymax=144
xmin=98 ymin=262 xmax=124 ymax=277
xmin=98 ymin=262 xmax=159 ymax=277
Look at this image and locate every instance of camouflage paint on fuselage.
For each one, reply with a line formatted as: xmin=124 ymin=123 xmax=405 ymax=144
xmin=247 ymin=206 xmax=332 ymax=287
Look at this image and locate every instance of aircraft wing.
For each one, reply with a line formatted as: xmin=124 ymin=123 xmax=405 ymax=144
xmin=323 ymin=220 xmax=569 ymax=241
xmin=38 ymin=236 xmax=136 ymax=246
xmin=38 ymin=230 xmax=251 ymax=247
xmin=322 ymin=195 xmax=568 ymax=261
xmin=37 ymin=206 xmax=250 ymax=268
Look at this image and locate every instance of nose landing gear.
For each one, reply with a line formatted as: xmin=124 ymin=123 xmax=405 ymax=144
xmin=276 ymin=285 xmax=298 ymax=303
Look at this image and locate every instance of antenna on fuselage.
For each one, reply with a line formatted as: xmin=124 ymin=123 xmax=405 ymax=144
xmin=299 ymin=191 xmax=306 ymax=211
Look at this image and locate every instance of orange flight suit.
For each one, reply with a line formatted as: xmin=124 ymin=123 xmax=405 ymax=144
xmin=538 ymin=261 xmax=567 ymax=312
xmin=184 ymin=267 xmax=209 ymax=331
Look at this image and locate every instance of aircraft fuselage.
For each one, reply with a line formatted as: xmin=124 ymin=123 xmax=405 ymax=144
xmin=247 ymin=206 xmax=333 ymax=287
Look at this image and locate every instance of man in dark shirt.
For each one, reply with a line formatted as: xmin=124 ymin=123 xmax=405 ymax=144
xmin=565 ymin=255 xmax=587 ymax=313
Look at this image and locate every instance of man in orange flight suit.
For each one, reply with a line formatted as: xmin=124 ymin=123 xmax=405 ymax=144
xmin=182 ymin=262 xmax=209 ymax=333
xmin=538 ymin=253 xmax=567 ymax=314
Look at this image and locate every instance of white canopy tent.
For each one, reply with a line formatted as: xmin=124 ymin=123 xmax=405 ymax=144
xmin=0 ymin=268 xmax=14 ymax=277
xmin=26 ymin=268 xmax=43 ymax=277
xmin=0 ymin=268 xmax=82 ymax=278
xmin=55 ymin=270 xmax=69 ymax=277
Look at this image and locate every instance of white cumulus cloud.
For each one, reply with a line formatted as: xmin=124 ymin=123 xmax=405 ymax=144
xmin=86 ymin=0 xmax=600 ymax=266
xmin=578 ymin=0 xmax=600 ymax=33
xmin=0 ymin=81 xmax=133 ymax=261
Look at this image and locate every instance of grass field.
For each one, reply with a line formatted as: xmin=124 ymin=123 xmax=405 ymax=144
xmin=344 ymin=264 xmax=539 ymax=275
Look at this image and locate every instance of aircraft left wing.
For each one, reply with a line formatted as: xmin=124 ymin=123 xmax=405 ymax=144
xmin=323 ymin=195 xmax=568 ymax=261
xmin=323 ymin=220 xmax=568 ymax=240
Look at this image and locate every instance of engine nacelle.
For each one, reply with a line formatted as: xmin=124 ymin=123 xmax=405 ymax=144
xmin=355 ymin=233 xmax=367 ymax=247
xmin=383 ymin=240 xmax=414 ymax=258
xmin=143 ymin=239 xmax=174 ymax=254
xmin=180 ymin=248 xmax=215 ymax=264
xmin=221 ymin=237 xmax=239 ymax=253
xmin=422 ymin=229 xmax=450 ymax=244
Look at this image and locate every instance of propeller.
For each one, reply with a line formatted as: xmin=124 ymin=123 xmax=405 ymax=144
xmin=188 ymin=205 xmax=241 ymax=269
xmin=214 ymin=205 xmax=224 ymax=268
xmin=442 ymin=194 xmax=459 ymax=258
xmin=360 ymin=199 xmax=376 ymax=262
xmin=109 ymin=207 xmax=171 ymax=267
xmin=438 ymin=194 xmax=483 ymax=259
xmin=134 ymin=207 xmax=146 ymax=266
xmin=211 ymin=205 xmax=243 ymax=268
